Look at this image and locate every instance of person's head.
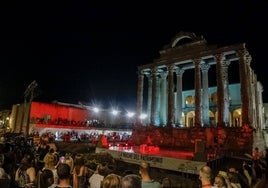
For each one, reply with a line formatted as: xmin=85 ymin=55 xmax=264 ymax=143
xmin=227 ymin=171 xmax=240 ymax=184
xmin=139 ymin=162 xmax=150 ymax=177
xmin=0 ymin=154 xmax=4 ymax=167
xmin=40 ymin=169 xmax=54 ymax=188
xmin=45 ymin=152 xmax=56 ymax=169
xmin=97 ymin=163 xmax=109 ymax=176
xmin=49 ymin=148 xmax=54 ymax=154
xmin=228 ymin=167 xmax=237 ymax=173
xmin=214 ymin=175 xmax=226 ymax=188
xmin=20 ymin=156 xmax=31 ymax=170
xmin=121 ymin=174 xmax=141 ymax=188
xmin=161 ymin=177 xmax=172 ymax=188
xmin=57 ymin=163 xmax=71 ymax=180
xmin=0 ymin=168 xmax=6 ymax=178
xmin=74 ymin=153 xmax=85 ymax=166
xmin=101 ymin=173 xmax=121 ymax=188
xmin=199 ymin=165 xmax=213 ymax=183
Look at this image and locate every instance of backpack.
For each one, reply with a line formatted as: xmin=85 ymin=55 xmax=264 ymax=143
xmin=17 ymin=168 xmax=30 ymax=188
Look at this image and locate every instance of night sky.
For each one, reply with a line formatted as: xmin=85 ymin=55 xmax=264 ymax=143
xmin=0 ymin=1 xmax=267 ymax=111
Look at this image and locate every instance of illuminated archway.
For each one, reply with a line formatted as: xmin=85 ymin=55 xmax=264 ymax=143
xmin=232 ymin=108 xmax=242 ymax=127
xmin=186 ymin=111 xmax=195 ymax=127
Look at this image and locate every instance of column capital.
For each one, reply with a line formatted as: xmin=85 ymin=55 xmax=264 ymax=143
xmin=160 ymin=71 xmax=168 ymax=79
xmin=167 ymin=64 xmax=175 ymax=72
xmin=151 ymin=66 xmax=159 ymax=75
xmin=200 ymin=63 xmax=210 ymax=73
xmin=137 ymin=69 xmax=145 ymax=76
xmin=175 ymin=67 xmax=185 ymax=76
xmin=144 ymin=71 xmax=152 ymax=79
xmin=246 ymin=53 xmax=252 ymax=66
xmin=192 ymin=58 xmax=201 ymax=64
xmin=214 ymin=53 xmax=224 ymax=62
xmin=237 ymin=48 xmax=249 ymax=61
xmin=222 ymin=60 xmax=231 ymax=68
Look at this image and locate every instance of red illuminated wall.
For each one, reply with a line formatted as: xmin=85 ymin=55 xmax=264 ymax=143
xmin=30 ymin=102 xmax=91 ymax=122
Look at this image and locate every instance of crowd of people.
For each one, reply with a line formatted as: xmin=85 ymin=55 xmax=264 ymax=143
xmin=1 ymin=134 xmax=268 ymax=187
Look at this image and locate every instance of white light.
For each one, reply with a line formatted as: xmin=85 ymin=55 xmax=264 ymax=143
xmin=139 ymin=113 xmax=147 ymax=119
xmin=111 ymin=110 xmax=119 ymax=116
xmin=93 ymin=107 xmax=99 ymax=113
xmin=127 ymin=112 xmax=135 ymax=118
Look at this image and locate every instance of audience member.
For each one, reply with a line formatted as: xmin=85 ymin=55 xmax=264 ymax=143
xmin=55 ymin=163 xmax=72 ymax=188
xmin=199 ymin=165 xmax=217 ymax=188
xmin=15 ymin=157 xmax=36 ymax=187
xmin=139 ymin=162 xmax=161 ymax=188
xmin=161 ymin=177 xmax=172 ymax=188
xmin=72 ymin=154 xmax=89 ymax=188
xmin=88 ymin=163 xmax=108 ymax=188
xmin=101 ymin=173 xmax=121 ymax=188
xmin=213 ymin=175 xmax=227 ymax=188
xmin=36 ymin=168 xmax=54 ymax=188
xmin=121 ymin=174 xmax=141 ymax=188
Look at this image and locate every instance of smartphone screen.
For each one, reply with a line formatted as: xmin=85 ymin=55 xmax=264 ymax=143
xmin=60 ymin=156 xmax=65 ymax=163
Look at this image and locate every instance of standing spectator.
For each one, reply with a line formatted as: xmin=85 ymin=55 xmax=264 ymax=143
xmin=213 ymin=175 xmax=227 ymax=188
xmin=121 ymin=174 xmax=141 ymax=188
xmin=15 ymin=157 xmax=36 ymax=188
xmin=101 ymin=173 xmax=121 ymax=188
xmin=65 ymin=153 xmax=74 ymax=174
xmin=253 ymin=147 xmax=262 ymax=161
xmin=72 ymin=154 xmax=89 ymax=188
xmin=0 ymin=167 xmax=11 ymax=188
xmin=264 ymin=148 xmax=268 ymax=186
xmin=139 ymin=162 xmax=161 ymax=188
xmin=36 ymin=169 xmax=54 ymax=188
xmin=199 ymin=165 xmax=217 ymax=188
xmin=88 ymin=163 xmax=107 ymax=188
xmin=55 ymin=163 xmax=72 ymax=188
xmin=161 ymin=177 xmax=172 ymax=188
xmin=226 ymin=171 xmax=242 ymax=188
xmin=42 ymin=148 xmax=58 ymax=187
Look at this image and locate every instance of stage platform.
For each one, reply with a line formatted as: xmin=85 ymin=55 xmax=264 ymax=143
xmin=95 ymin=144 xmax=206 ymax=175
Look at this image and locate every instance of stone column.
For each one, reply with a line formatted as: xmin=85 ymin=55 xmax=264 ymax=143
xmin=175 ymin=68 xmax=184 ymax=126
xmin=246 ymin=54 xmax=253 ymax=126
xmin=167 ymin=64 xmax=175 ymax=127
xmin=150 ymin=66 xmax=158 ymax=126
xmin=222 ymin=60 xmax=231 ymax=126
xmin=193 ymin=58 xmax=202 ymax=127
xmin=214 ymin=53 xmax=225 ymax=127
xmin=155 ymin=76 xmax=161 ymax=126
xmin=136 ymin=69 xmax=144 ymax=126
xmin=200 ymin=63 xmax=210 ymax=126
xmin=160 ymin=71 xmax=168 ymax=125
xmin=145 ymin=73 xmax=152 ymax=124
xmin=237 ymin=49 xmax=250 ymax=126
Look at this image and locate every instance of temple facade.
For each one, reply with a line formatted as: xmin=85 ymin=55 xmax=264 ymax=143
xmin=136 ymin=31 xmax=264 ymax=129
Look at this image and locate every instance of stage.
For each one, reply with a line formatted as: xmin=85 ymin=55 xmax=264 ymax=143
xmin=95 ymin=144 xmax=206 ymax=175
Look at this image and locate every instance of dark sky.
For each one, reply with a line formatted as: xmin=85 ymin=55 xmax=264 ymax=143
xmin=0 ymin=1 xmax=267 ymax=110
